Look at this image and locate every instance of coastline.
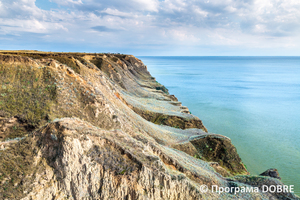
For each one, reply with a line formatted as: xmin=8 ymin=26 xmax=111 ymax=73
xmin=138 ymin=56 xmax=300 ymax=196
xmin=0 ymin=51 xmax=298 ymax=199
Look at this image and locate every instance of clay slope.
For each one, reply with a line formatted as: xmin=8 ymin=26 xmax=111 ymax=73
xmin=0 ymin=51 xmax=298 ymax=200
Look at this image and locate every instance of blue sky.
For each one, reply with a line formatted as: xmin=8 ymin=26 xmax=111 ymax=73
xmin=0 ymin=0 xmax=299 ymax=56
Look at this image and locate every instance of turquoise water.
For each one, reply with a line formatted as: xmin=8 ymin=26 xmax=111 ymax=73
xmin=138 ymin=56 xmax=300 ymax=195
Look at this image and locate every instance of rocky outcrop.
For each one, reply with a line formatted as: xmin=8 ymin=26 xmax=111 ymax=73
xmin=190 ymin=134 xmax=247 ymax=175
xmin=0 ymin=51 xmax=298 ymax=199
xmin=260 ymin=169 xmax=281 ymax=180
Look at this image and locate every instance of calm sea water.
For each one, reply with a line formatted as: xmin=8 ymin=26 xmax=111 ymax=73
xmin=138 ymin=56 xmax=300 ymax=195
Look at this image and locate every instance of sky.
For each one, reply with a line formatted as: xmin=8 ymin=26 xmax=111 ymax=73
xmin=0 ymin=0 xmax=299 ymax=56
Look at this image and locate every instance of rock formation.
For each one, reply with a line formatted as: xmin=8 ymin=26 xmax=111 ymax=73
xmin=0 ymin=51 xmax=298 ymax=199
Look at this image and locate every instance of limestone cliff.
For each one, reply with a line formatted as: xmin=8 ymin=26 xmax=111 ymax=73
xmin=0 ymin=51 xmax=298 ymax=199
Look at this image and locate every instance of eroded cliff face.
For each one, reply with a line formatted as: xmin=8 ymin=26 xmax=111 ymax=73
xmin=0 ymin=51 xmax=298 ymax=200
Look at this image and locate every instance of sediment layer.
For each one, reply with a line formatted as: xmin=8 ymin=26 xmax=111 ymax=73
xmin=0 ymin=51 xmax=298 ymax=199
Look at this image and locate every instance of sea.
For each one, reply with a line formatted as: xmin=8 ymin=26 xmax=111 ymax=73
xmin=138 ymin=56 xmax=300 ymax=195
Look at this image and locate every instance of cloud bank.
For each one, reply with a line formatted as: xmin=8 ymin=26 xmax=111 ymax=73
xmin=0 ymin=0 xmax=299 ymax=55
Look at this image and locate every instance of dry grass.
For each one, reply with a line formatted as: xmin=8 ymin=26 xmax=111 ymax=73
xmin=90 ymin=57 xmax=103 ymax=70
xmin=0 ymin=63 xmax=57 ymax=128
xmin=0 ymin=136 xmax=44 ymax=199
xmin=48 ymin=55 xmax=81 ymax=74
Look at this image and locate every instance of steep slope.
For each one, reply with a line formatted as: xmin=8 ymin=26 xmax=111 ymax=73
xmin=0 ymin=51 xmax=298 ymax=199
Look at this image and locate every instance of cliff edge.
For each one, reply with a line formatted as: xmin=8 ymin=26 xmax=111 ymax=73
xmin=0 ymin=51 xmax=298 ymax=199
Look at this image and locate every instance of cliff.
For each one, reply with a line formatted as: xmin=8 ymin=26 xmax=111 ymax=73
xmin=0 ymin=51 xmax=298 ymax=199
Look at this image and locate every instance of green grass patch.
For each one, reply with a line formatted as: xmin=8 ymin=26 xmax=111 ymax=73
xmin=0 ymin=64 xmax=57 ymax=127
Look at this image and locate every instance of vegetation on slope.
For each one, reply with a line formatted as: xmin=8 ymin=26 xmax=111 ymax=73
xmin=0 ymin=63 xmax=57 ymax=140
xmin=0 ymin=136 xmax=46 ymax=199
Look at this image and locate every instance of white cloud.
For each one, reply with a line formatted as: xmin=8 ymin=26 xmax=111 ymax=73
xmin=193 ymin=6 xmax=209 ymax=17
xmin=225 ymin=6 xmax=237 ymax=13
xmin=101 ymin=8 xmax=134 ymax=18
xmin=0 ymin=0 xmax=299 ymax=55
xmin=132 ymin=0 xmax=159 ymax=12
xmin=51 ymin=0 xmax=82 ymax=6
xmin=0 ymin=0 xmax=41 ymax=18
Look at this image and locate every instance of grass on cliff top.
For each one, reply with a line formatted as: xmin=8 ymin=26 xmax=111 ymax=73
xmin=15 ymin=53 xmax=82 ymax=74
xmin=0 ymin=51 xmax=102 ymax=74
xmin=0 ymin=64 xmax=57 ymax=129
xmin=48 ymin=55 xmax=81 ymax=74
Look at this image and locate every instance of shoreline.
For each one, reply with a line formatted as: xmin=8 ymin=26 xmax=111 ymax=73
xmin=0 ymin=51 xmax=298 ymax=199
